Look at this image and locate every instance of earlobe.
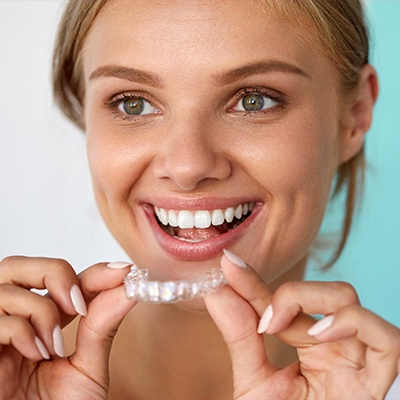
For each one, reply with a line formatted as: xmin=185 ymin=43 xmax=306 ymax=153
xmin=339 ymin=64 xmax=379 ymax=164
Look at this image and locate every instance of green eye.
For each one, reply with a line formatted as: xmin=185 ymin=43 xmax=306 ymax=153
xmin=234 ymin=92 xmax=279 ymax=113
xmin=123 ymin=98 xmax=145 ymax=115
xmin=242 ymin=94 xmax=265 ymax=111
xmin=117 ymin=96 xmax=159 ymax=116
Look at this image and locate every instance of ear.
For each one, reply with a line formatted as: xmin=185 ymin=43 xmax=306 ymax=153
xmin=338 ymin=64 xmax=379 ymax=164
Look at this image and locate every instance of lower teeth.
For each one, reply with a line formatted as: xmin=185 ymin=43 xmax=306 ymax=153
xmin=174 ymin=236 xmax=210 ymax=243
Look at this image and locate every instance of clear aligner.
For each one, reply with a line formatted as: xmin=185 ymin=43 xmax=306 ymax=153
xmin=124 ymin=266 xmax=227 ymax=303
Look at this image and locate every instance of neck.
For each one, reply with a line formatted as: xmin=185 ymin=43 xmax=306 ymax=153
xmin=110 ymin=302 xmax=234 ymax=399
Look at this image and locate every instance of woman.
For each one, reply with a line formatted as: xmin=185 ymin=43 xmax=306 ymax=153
xmin=0 ymin=0 xmax=399 ymax=399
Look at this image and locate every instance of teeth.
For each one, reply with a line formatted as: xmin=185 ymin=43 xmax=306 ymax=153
xmin=168 ymin=210 xmax=178 ymax=227
xmin=194 ymin=210 xmax=211 ymax=228
xmin=234 ymin=204 xmax=242 ymax=219
xmin=211 ymin=209 xmax=224 ymax=226
xmin=154 ymin=202 xmax=254 ymax=229
xmin=177 ymin=210 xmax=194 ymax=229
xmin=158 ymin=208 xmax=168 ymax=225
xmin=224 ymin=207 xmax=234 ymax=223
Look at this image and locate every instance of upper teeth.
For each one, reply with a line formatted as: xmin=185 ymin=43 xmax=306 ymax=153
xmin=154 ymin=202 xmax=254 ymax=229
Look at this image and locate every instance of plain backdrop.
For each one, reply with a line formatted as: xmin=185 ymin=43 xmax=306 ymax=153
xmin=0 ymin=0 xmax=399 ymax=333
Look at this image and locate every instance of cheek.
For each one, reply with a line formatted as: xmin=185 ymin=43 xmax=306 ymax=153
xmin=244 ymin=120 xmax=339 ymax=200
xmin=237 ymin=114 xmax=340 ymax=273
xmin=86 ymin=123 xmax=151 ymax=205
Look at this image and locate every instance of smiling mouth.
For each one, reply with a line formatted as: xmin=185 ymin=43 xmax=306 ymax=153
xmin=154 ymin=202 xmax=254 ymax=243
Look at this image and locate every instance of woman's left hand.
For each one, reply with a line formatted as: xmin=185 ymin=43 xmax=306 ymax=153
xmin=205 ymin=252 xmax=400 ymax=400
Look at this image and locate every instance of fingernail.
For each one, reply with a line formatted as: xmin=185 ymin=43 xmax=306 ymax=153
xmin=307 ymin=315 xmax=335 ymax=336
xmin=257 ymin=305 xmax=273 ymax=334
xmin=70 ymin=284 xmax=88 ymax=317
xmin=107 ymin=261 xmax=132 ymax=269
xmin=223 ymin=249 xmax=247 ymax=269
xmin=52 ymin=325 xmax=65 ymax=358
xmin=34 ymin=336 xmax=50 ymax=360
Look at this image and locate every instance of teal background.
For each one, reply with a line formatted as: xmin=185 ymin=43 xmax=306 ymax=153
xmin=306 ymin=0 xmax=400 ymax=327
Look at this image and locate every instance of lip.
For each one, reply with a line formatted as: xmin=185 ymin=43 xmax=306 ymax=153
xmin=142 ymin=199 xmax=262 ymax=261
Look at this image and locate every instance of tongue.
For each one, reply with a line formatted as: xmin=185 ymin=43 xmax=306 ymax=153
xmin=175 ymin=223 xmax=229 ymax=240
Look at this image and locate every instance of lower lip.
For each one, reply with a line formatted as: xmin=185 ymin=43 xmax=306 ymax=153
xmin=143 ymin=203 xmax=262 ymax=261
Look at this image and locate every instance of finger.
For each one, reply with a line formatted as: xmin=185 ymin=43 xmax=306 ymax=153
xmin=0 ymin=283 xmax=63 ymax=357
xmin=0 ymin=315 xmax=50 ymax=361
xmin=69 ymin=283 xmax=137 ymax=387
xmin=264 ymin=280 xmax=360 ymax=335
xmin=77 ymin=261 xmax=132 ymax=301
xmin=307 ymin=305 xmax=400 ymax=400
xmin=205 ymin=285 xmax=275 ymax=397
xmin=221 ymin=250 xmax=317 ymax=347
xmin=0 ymin=256 xmax=82 ymax=317
xmin=68 ymin=262 xmax=135 ymax=385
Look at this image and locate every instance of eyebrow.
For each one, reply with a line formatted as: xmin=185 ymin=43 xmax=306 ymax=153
xmin=89 ymin=60 xmax=309 ymax=88
xmin=89 ymin=65 xmax=164 ymax=88
xmin=212 ymin=60 xmax=311 ymax=85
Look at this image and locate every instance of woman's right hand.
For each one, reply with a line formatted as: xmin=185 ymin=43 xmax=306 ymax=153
xmin=0 ymin=256 xmax=136 ymax=400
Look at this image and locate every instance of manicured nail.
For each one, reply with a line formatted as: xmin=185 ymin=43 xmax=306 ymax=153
xmin=70 ymin=284 xmax=88 ymax=317
xmin=107 ymin=261 xmax=132 ymax=269
xmin=34 ymin=336 xmax=50 ymax=360
xmin=52 ymin=325 xmax=65 ymax=358
xmin=257 ymin=305 xmax=273 ymax=334
xmin=307 ymin=315 xmax=335 ymax=336
xmin=223 ymin=249 xmax=247 ymax=269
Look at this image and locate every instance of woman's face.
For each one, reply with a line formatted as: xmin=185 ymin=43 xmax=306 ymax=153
xmin=83 ymin=0 xmax=346 ymax=283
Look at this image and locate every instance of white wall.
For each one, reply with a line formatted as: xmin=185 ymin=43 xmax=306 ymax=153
xmin=0 ymin=1 xmax=128 ymax=271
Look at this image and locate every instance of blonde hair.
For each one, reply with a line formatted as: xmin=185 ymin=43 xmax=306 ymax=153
xmin=52 ymin=0 xmax=370 ymax=267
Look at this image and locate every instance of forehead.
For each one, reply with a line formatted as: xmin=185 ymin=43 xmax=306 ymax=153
xmin=83 ymin=0 xmax=331 ymax=84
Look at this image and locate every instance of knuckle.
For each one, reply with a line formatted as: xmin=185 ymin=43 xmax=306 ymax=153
xmin=0 ymin=255 xmax=23 ymax=270
xmin=51 ymin=258 xmax=73 ymax=275
xmin=331 ymin=281 xmax=359 ymax=304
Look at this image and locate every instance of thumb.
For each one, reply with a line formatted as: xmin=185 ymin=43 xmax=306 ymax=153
xmin=69 ymin=263 xmax=137 ymax=388
xmin=205 ymin=285 xmax=276 ymax=396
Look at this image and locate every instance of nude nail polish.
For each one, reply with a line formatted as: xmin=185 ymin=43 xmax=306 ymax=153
xmin=107 ymin=261 xmax=132 ymax=269
xmin=307 ymin=315 xmax=335 ymax=336
xmin=52 ymin=325 xmax=65 ymax=358
xmin=70 ymin=284 xmax=87 ymax=316
xmin=257 ymin=305 xmax=273 ymax=334
xmin=34 ymin=336 xmax=50 ymax=360
xmin=223 ymin=249 xmax=247 ymax=269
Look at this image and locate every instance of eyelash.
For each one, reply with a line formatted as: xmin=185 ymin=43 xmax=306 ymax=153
xmin=229 ymin=87 xmax=285 ymax=115
xmin=105 ymin=92 xmax=160 ymax=121
xmin=105 ymin=87 xmax=285 ymax=121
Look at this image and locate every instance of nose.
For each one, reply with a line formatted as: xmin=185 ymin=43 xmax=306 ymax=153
xmin=153 ymin=118 xmax=231 ymax=191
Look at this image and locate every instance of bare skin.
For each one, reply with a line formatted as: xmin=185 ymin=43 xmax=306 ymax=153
xmin=0 ymin=1 xmax=399 ymax=399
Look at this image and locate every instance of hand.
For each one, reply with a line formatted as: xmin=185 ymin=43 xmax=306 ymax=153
xmin=0 ymin=256 xmax=136 ymax=400
xmin=205 ymin=251 xmax=400 ymax=400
